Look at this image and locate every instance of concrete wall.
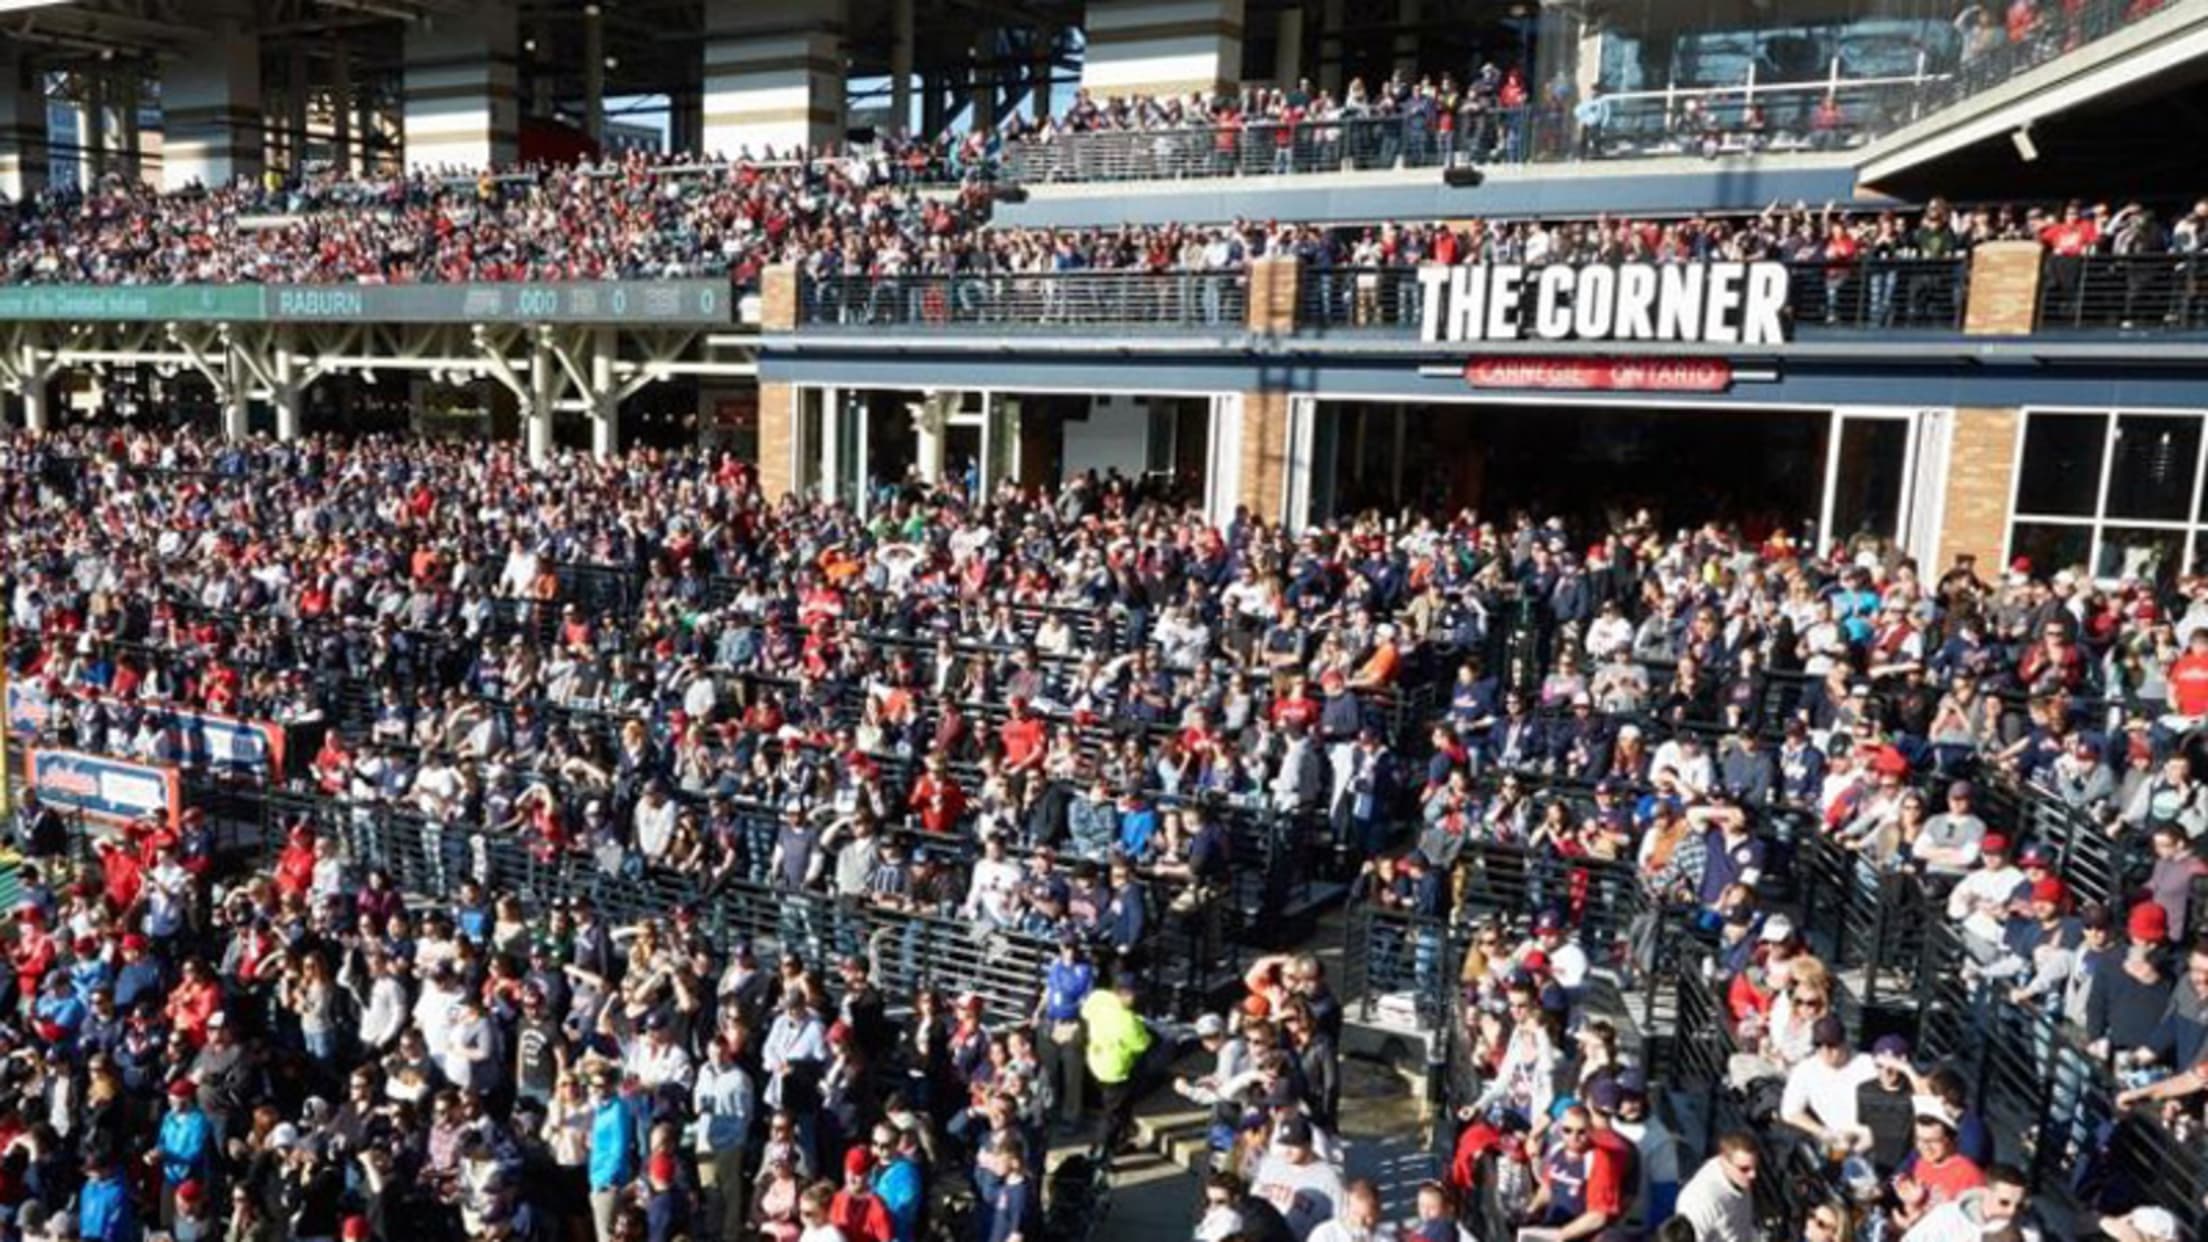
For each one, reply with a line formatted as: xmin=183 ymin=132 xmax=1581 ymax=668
xmin=1081 ymin=0 xmax=1245 ymax=98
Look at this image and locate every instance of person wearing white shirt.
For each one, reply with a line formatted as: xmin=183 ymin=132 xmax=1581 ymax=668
xmin=1779 ymin=1018 xmax=1880 ymax=1154
xmin=691 ymin=1038 xmax=755 ymax=1242
xmin=1584 ymin=603 xmax=1634 ymax=661
xmin=635 ymin=785 xmax=679 ymax=864
xmin=1306 ymin=1178 xmax=1395 ymax=1242
xmin=1252 ymin=1117 xmax=1344 ymax=1242
xmin=358 ymin=955 xmax=411 ymax=1052
xmin=1519 ymin=913 xmax=1590 ymax=992
xmin=625 ymin=1014 xmax=695 ymax=1091
xmin=1900 ymin=1167 xmax=2033 ymax=1242
xmin=1944 ymin=836 xmax=2027 ymax=953
xmin=411 ymin=966 xmax=465 ymax=1056
xmin=1674 ymin=1137 xmax=1760 ymax=1242
xmin=441 ymin=999 xmax=501 ymax=1093
xmin=962 ymin=841 xmax=1023 ymax=927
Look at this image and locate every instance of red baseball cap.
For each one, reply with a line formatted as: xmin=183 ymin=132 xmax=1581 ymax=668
xmin=2130 ymin=901 xmax=2172 ymax=944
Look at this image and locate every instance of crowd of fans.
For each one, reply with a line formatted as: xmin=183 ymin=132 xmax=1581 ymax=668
xmin=8 ymin=416 xmax=2208 ymax=1242
xmin=0 ymin=150 xmax=995 ymax=286
xmin=5 ymin=110 xmax=2207 ymax=303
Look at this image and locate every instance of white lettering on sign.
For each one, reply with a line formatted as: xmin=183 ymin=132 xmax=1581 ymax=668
xmin=1415 ymin=261 xmax=1792 ymax=346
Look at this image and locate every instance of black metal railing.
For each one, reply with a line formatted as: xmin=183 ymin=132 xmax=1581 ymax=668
xmin=261 ymin=790 xmax=1060 ymax=1024
xmin=798 ymin=270 xmax=1249 ymax=331
xmin=1785 ymin=257 xmax=1969 ymax=331
xmin=2036 ymin=253 xmax=2208 ymax=333
xmin=1000 ymin=115 xmax=1471 ymax=184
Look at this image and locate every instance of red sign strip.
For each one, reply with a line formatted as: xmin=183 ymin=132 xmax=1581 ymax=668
xmin=1464 ymin=357 xmax=1734 ymax=393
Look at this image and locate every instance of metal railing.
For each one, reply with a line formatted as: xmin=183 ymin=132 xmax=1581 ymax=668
xmin=2037 ymin=253 xmax=2208 ymax=333
xmin=1785 ymin=257 xmax=1969 ymax=331
xmin=1295 ymin=267 xmax=1429 ymax=334
xmin=1912 ymin=919 xmax=2208 ymax=1227
xmin=261 ymin=789 xmax=1061 ymax=1024
xmin=1917 ymin=0 xmax=2180 ymax=122
xmin=798 ymin=270 xmax=1249 ymax=331
xmin=1000 ymin=115 xmax=1468 ymax=183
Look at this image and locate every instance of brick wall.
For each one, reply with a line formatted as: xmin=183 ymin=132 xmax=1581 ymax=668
xmin=757 ymin=382 xmax=796 ymax=500
xmin=1936 ymin=407 xmax=2020 ymax=572
xmin=1963 ymin=242 xmax=2042 ymax=336
xmin=1247 ymin=257 xmax=1300 ymax=334
xmin=759 ymin=265 xmax=798 ymax=333
xmin=1240 ymin=390 xmax=1289 ymax=519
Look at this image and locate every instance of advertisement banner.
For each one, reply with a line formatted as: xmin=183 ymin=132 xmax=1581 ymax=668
xmin=24 ymin=748 xmax=180 ymax=828
xmin=5 ymin=682 xmax=284 ymax=780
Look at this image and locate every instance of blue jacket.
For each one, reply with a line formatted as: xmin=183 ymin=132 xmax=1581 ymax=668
xmin=79 ymin=1172 xmax=137 ymax=1242
xmin=874 ymin=1158 xmax=924 ymax=1242
xmin=589 ymin=1095 xmax=640 ymax=1190
xmin=158 ymin=1107 xmax=213 ymax=1186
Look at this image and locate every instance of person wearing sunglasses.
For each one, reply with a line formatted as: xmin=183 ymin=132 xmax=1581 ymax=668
xmin=1515 ymin=1103 xmax=1625 ymax=1242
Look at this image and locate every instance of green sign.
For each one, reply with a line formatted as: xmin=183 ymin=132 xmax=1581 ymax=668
xmin=0 ymin=280 xmax=732 ymax=325
xmin=0 ymin=285 xmax=266 ymax=321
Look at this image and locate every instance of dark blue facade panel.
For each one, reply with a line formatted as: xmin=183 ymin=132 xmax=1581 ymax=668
xmin=765 ymin=351 xmax=2208 ymax=412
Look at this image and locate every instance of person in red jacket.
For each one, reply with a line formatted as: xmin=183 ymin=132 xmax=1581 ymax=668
xmin=8 ymin=907 xmax=55 ymax=1012
xmin=829 ymin=1147 xmax=895 ymax=1242
xmin=273 ymin=823 xmax=317 ymax=901
xmin=907 ymin=755 xmax=968 ymax=835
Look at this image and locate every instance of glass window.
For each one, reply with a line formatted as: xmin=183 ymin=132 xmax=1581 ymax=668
xmin=2008 ymin=522 xmax=2092 ymax=580
xmin=2014 ymin=413 xmax=2107 ymax=517
xmin=2097 ymin=527 xmax=2188 ymax=591
xmin=2107 ymin=414 xmax=2202 ymax=522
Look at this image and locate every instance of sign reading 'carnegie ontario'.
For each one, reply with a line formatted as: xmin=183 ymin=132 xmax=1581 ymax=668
xmin=1416 ymin=260 xmax=1792 ymax=346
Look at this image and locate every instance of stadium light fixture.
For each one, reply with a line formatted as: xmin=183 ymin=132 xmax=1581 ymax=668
xmin=2011 ymin=125 xmax=2038 ymax=163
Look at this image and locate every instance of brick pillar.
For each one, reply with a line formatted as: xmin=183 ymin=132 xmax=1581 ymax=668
xmin=1963 ymin=241 xmax=2043 ymax=336
xmin=1247 ymin=256 xmax=1301 ymax=334
xmin=1239 ymin=390 xmax=1290 ymax=521
xmin=760 ymin=264 xmax=798 ymax=332
xmin=758 ymin=381 xmax=797 ymax=500
xmin=1936 ymin=407 xmax=2021 ymax=572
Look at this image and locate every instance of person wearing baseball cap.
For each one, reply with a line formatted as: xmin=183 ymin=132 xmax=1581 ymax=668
xmin=1912 ymin=781 xmax=1987 ymax=878
xmin=1777 ymin=1016 xmax=1878 ymax=1159
xmin=1525 ymin=909 xmax=1590 ymax=993
xmin=1252 ymin=1113 xmax=1344 ymax=1240
xmin=830 ymin=1146 xmax=893 ymax=1242
xmin=1945 ymin=833 xmax=2026 ymax=957
xmin=152 ymin=1078 xmax=213 ymax=1226
xmin=1853 ymin=1035 xmax=1921 ymax=1174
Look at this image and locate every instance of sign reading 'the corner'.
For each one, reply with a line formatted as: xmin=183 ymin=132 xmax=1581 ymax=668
xmin=1416 ymin=261 xmax=1791 ymax=346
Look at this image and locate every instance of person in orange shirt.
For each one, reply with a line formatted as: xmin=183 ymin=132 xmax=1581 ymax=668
xmin=1891 ymin=1105 xmax=1985 ymax=1231
xmin=1348 ymin=624 xmax=1403 ymax=690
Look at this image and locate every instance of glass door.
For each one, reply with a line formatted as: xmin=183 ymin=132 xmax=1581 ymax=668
xmin=1820 ymin=409 xmax=1919 ymax=557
